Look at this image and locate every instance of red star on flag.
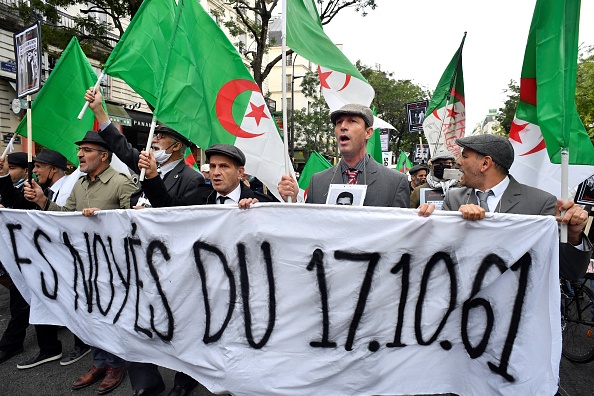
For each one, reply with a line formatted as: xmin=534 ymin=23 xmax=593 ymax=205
xmin=509 ymin=121 xmax=529 ymax=143
xmin=446 ymin=107 xmax=459 ymax=118
xmin=318 ymin=66 xmax=333 ymax=89
xmin=245 ymin=102 xmax=269 ymax=126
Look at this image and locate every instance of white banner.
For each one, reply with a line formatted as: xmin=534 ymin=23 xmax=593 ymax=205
xmin=0 ymin=205 xmax=560 ymax=395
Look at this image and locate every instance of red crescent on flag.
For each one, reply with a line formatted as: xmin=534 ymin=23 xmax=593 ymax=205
xmin=337 ymin=75 xmax=351 ymax=91
xmin=216 ymin=79 xmax=265 ymax=138
xmin=519 ymin=138 xmax=546 ymax=156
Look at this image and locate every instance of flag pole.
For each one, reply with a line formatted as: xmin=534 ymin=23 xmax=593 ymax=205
xmin=1 ymin=134 xmax=16 ymax=160
xmin=78 ymin=72 xmax=105 ymax=119
xmin=281 ymin=0 xmax=292 ymax=203
xmin=560 ymin=148 xmax=569 ymax=243
xmin=139 ymin=116 xmax=158 ymax=181
xmin=433 ymin=32 xmax=466 ymax=155
xmin=26 ymin=94 xmax=33 ymax=183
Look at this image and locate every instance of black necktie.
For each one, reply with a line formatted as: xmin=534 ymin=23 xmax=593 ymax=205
xmin=47 ymin=189 xmax=55 ymax=202
xmin=218 ymin=196 xmax=229 ymax=204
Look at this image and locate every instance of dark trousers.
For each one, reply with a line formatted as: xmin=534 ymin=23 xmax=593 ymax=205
xmin=0 ymin=284 xmax=62 ymax=355
xmin=129 ymin=362 xmax=196 ymax=390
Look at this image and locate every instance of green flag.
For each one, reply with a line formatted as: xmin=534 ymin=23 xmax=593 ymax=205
xmin=102 ymin=0 xmax=176 ymax=108
xmin=298 ymin=151 xmax=332 ymax=197
xmin=15 ymin=37 xmax=99 ymax=166
xmin=99 ymin=0 xmax=292 ymax=200
xmin=366 ymin=107 xmax=383 ymax=163
xmin=512 ymin=0 xmax=594 ymax=165
xmin=396 ymin=151 xmax=413 ymax=173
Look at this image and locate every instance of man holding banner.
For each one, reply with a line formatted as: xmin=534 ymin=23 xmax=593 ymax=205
xmin=441 ymin=134 xmax=592 ymax=279
xmin=23 ymin=133 xmax=136 ymax=394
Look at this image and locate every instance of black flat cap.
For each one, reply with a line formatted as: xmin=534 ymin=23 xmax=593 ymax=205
xmin=7 ymin=152 xmax=28 ymax=168
xmin=156 ymin=124 xmax=193 ymax=147
xmin=205 ymin=144 xmax=246 ymax=166
xmin=330 ymin=104 xmax=374 ymax=128
xmin=409 ymin=164 xmax=429 ymax=175
xmin=456 ymin=134 xmax=514 ymax=170
xmin=75 ymin=131 xmax=111 ymax=151
xmin=34 ymin=149 xmax=67 ymax=171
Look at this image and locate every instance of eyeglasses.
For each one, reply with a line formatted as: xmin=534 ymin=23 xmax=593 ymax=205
xmin=155 ymin=133 xmax=179 ymax=144
xmin=77 ymin=146 xmax=106 ymax=154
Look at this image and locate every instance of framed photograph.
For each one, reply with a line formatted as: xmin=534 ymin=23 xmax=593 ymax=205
xmin=326 ymin=184 xmax=367 ymax=206
xmin=406 ymin=100 xmax=429 ymax=132
xmin=13 ymin=21 xmax=42 ymax=98
xmin=575 ymin=174 xmax=594 ymax=206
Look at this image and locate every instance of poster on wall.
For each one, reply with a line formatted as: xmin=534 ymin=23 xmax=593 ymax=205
xmin=13 ymin=21 xmax=42 ymax=98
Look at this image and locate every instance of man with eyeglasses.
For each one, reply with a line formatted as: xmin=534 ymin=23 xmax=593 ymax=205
xmin=84 ymin=89 xmax=205 ymax=395
xmin=84 ymin=88 xmax=205 ymax=212
xmin=23 ymin=133 xmax=136 ymax=394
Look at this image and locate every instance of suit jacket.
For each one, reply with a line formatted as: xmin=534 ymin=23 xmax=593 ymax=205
xmin=99 ymin=123 xmax=204 ymax=207
xmin=442 ymin=176 xmax=592 ymax=280
xmin=0 ymin=176 xmax=36 ymax=210
xmin=306 ymin=157 xmax=410 ymax=207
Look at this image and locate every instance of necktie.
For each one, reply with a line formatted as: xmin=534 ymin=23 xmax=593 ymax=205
xmin=47 ymin=189 xmax=55 ymax=202
xmin=476 ymin=190 xmax=493 ymax=212
xmin=345 ymin=169 xmax=358 ymax=185
xmin=218 ymin=196 xmax=229 ymax=204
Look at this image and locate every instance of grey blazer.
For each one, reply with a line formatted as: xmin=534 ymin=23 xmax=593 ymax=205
xmin=306 ymin=157 xmax=410 ymax=208
xmin=442 ymin=176 xmax=592 ymax=280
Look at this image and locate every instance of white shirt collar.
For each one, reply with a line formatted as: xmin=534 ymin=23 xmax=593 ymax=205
xmin=216 ymin=183 xmax=242 ymax=204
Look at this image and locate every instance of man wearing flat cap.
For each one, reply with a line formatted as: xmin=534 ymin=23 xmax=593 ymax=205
xmin=0 ymin=150 xmax=66 ymax=371
xmin=408 ymin=164 xmax=429 ymax=193
xmin=85 ymin=88 xmax=205 ymax=395
xmin=85 ymin=88 xmax=205 ymax=210
xmin=24 ymin=131 xmax=136 ymax=394
xmin=277 ymin=104 xmax=410 ymax=207
xmin=441 ymin=134 xmax=592 ymax=280
xmin=201 ymin=144 xmax=274 ymax=205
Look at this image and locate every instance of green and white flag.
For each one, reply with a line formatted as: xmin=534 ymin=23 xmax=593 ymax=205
xmin=509 ymin=0 xmax=594 ymax=196
xmin=422 ymin=33 xmax=466 ymax=159
xmin=298 ymin=151 xmax=332 ymax=199
xmin=100 ymin=0 xmax=291 ymax=200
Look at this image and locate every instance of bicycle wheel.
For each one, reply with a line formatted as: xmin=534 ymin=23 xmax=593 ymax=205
xmin=562 ymin=281 xmax=594 ymax=363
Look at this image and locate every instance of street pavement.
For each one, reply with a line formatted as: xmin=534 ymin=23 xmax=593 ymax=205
xmin=1 ymin=286 xmax=593 ymax=395
xmin=0 ymin=287 xmax=216 ymax=396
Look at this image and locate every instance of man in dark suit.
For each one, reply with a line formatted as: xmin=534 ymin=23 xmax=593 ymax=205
xmin=440 ymin=134 xmax=592 ymax=280
xmin=201 ymin=144 xmax=275 ymax=205
xmin=277 ymin=104 xmax=410 ymax=208
xmin=86 ymin=89 xmax=204 ymax=396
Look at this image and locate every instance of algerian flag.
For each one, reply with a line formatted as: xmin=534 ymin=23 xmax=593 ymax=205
xmin=396 ymin=151 xmax=413 ymax=173
xmin=422 ymin=33 xmax=466 ymax=159
xmin=298 ymin=151 xmax=332 ymax=199
xmin=287 ymin=0 xmax=393 ymax=130
xmin=15 ymin=37 xmax=98 ymax=166
xmin=184 ymin=147 xmax=198 ymax=171
xmin=509 ymin=0 xmax=594 ymax=196
xmin=99 ymin=0 xmax=292 ymax=201
xmin=366 ymin=107 xmax=383 ymax=163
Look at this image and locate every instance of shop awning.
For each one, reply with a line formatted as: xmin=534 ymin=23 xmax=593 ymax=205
xmin=106 ymin=103 xmax=132 ymax=127
xmin=124 ymin=109 xmax=153 ymax=132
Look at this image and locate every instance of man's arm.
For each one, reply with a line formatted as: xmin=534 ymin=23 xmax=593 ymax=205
xmin=391 ymin=173 xmax=410 ymax=208
xmin=86 ymin=88 xmax=141 ymax=173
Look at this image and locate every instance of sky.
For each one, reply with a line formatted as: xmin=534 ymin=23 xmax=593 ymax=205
xmin=323 ymin=0 xmax=594 ymax=129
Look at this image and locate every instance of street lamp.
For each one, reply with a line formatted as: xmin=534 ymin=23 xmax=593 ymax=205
xmin=290 ymin=52 xmax=304 ymax=164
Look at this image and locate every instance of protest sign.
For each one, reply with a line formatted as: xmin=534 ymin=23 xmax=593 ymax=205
xmin=0 ymin=204 xmax=560 ymax=395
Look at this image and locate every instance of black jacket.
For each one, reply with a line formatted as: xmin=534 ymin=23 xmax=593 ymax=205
xmin=99 ymin=123 xmax=204 ymax=207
